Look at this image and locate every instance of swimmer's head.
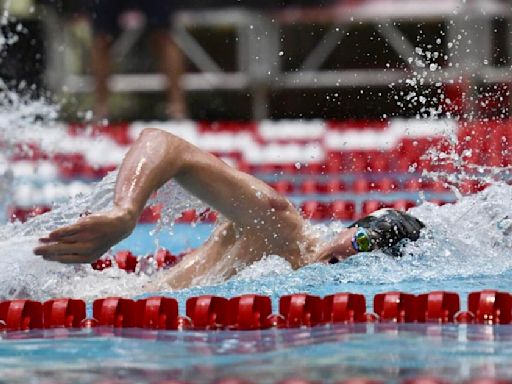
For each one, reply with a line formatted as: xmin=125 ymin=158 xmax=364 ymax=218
xmin=311 ymin=208 xmax=425 ymax=264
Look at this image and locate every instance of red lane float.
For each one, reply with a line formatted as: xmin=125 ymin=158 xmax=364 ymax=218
xmin=91 ymin=249 xmax=181 ymax=273
xmin=455 ymin=290 xmax=512 ymax=325
xmin=416 ymin=291 xmax=460 ymax=323
xmin=136 ymin=297 xmax=179 ymax=330
xmin=186 ymin=295 xmax=229 ymax=330
xmin=323 ymin=293 xmax=366 ymax=324
xmin=91 ymin=258 xmax=113 ymax=271
xmin=228 ymin=295 xmax=272 ymax=330
xmin=0 ymin=300 xmax=43 ymax=331
xmin=154 ymin=249 xmax=179 ymax=269
xmin=43 ymin=298 xmax=86 ymax=329
xmin=373 ymin=292 xmax=417 ymax=323
xmin=114 ymin=251 xmax=138 ymax=273
xmin=3 ymin=290 xmax=512 ymax=332
xmin=469 ymin=290 xmax=512 ymax=324
xmin=9 ymin=206 xmax=51 ymax=223
xmin=279 ymin=294 xmax=323 ymax=328
xmin=93 ymin=297 xmax=138 ymax=328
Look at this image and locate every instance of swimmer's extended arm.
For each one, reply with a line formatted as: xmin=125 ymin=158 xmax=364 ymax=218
xmin=35 ymin=128 xmax=301 ymax=263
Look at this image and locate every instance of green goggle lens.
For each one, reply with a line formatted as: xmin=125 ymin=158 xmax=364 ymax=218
xmin=352 ymin=228 xmax=372 ymax=252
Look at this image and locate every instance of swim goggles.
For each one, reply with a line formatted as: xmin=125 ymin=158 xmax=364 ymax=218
xmin=351 ymin=227 xmax=373 ymax=252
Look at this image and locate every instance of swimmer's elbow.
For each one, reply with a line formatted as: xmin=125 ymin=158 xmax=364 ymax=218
xmin=139 ymin=128 xmax=179 ymax=146
xmin=138 ymin=128 xmax=191 ymax=164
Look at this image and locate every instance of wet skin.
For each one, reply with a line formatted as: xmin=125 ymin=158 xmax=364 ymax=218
xmin=34 ymin=128 xmax=358 ymax=288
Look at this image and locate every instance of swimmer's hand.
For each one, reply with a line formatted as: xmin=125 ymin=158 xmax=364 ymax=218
xmin=33 ymin=207 xmax=137 ymax=263
xmin=349 ymin=208 xmax=425 ymax=252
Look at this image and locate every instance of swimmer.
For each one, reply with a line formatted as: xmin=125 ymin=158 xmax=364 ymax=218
xmin=34 ymin=128 xmax=424 ymax=289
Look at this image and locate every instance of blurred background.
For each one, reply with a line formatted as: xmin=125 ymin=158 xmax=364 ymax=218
xmin=2 ymin=0 xmax=512 ymax=225
xmin=2 ymin=0 xmax=511 ymax=121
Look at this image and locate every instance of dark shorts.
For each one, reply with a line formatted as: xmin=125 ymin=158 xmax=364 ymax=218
xmin=90 ymin=0 xmax=176 ymax=35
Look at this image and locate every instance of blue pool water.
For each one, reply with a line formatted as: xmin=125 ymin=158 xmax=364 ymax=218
xmin=1 ymin=324 xmax=512 ymax=383
xmin=0 ymin=179 xmax=512 ymax=382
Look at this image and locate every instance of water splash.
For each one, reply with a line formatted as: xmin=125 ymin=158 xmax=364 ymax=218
xmin=0 ymin=160 xmax=511 ymax=302
xmin=0 ymin=151 xmax=12 ymax=223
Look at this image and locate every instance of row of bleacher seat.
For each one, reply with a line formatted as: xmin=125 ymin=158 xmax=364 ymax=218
xmin=11 ymin=148 xmax=511 ymax=180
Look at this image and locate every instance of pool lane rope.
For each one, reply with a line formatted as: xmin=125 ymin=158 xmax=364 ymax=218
xmin=0 ymin=290 xmax=510 ymax=331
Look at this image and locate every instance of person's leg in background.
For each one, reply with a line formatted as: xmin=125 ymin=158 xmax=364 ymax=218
xmin=142 ymin=0 xmax=188 ymax=120
xmin=89 ymin=0 xmax=123 ymax=121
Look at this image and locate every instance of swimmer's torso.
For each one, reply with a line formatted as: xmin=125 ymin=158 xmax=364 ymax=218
xmin=158 ymin=203 xmax=312 ymax=290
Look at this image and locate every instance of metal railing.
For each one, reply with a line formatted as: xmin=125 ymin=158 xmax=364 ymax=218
xmin=43 ymin=0 xmax=512 ymax=119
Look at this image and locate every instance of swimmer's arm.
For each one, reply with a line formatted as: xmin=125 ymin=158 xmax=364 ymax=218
xmin=114 ymin=128 xmax=297 ymax=228
xmin=35 ymin=128 xmax=300 ymax=263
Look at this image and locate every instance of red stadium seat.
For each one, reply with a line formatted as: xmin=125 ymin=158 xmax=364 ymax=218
xmin=53 ymin=153 xmax=87 ymax=179
xmin=346 ymin=151 xmax=368 ymax=173
xmin=393 ymin=200 xmax=416 ymax=211
xmin=395 ymin=153 xmax=418 ymax=173
xmin=302 ymin=162 xmax=323 ymax=175
xmin=270 ymin=180 xmax=294 ymax=194
xmin=320 ymin=179 xmax=345 ymax=194
xmin=404 ymin=178 xmax=422 ymax=192
xmin=459 ymin=180 xmax=488 ymax=195
xmin=361 ymin=200 xmax=391 ymax=216
xmin=352 ymin=178 xmax=370 ymax=194
xmin=373 ymin=178 xmax=397 ymax=193
xmin=329 ymin=201 xmax=356 ymax=221
xmin=325 ymin=152 xmax=344 ymax=173
xmin=367 ymin=151 xmax=389 ymax=173
xmin=422 ymin=180 xmax=450 ymax=193
xmin=300 ymin=180 xmax=319 ymax=194
xmin=398 ymin=138 xmax=431 ymax=162
xmin=301 ymin=201 xmax=329 ymax=220
xmin=214 ymin=380 xmax=255 ymax=384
